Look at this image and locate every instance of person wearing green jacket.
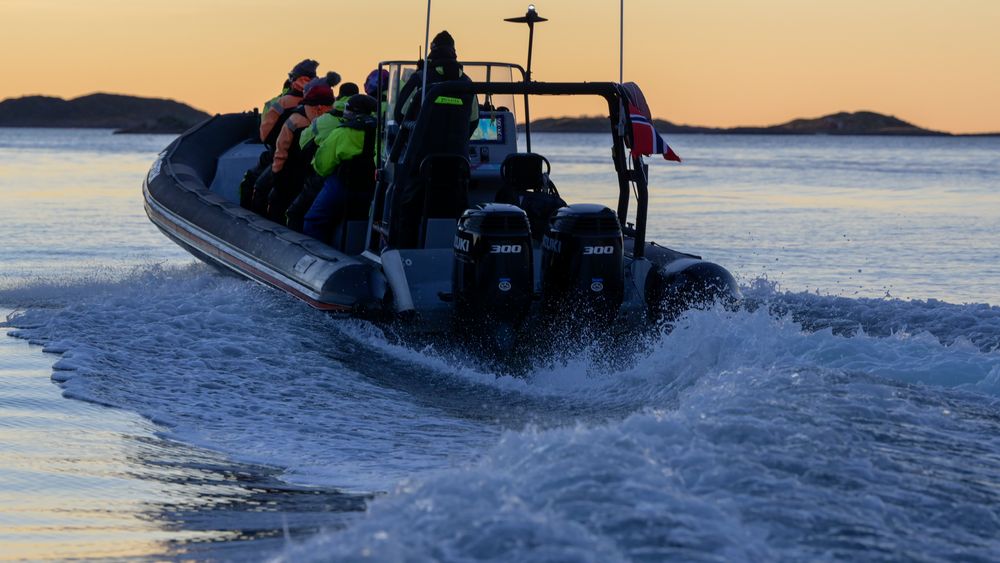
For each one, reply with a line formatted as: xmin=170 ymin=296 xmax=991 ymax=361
xmin=287 ymin=84 xmax=364 ymax=232
xmin=298 ymin=82 xmax=357 ymax=150
xmin=302 ymin=94 xmax=378 ymax=242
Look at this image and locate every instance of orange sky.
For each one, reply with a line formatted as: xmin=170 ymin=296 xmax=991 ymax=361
xmin=2 ymin=0 xmax=998 ymax=133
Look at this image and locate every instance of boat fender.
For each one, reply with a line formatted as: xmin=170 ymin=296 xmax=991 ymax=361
xmin=646 ymin=259 xmax=741 ymax=323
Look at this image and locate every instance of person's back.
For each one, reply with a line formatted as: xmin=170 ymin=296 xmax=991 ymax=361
xmin=385 ymin=31 xmax=478 ymax=247
xmin=300 ymin=82 xmax=358 ymax=150
xmin=303 ymin=94 xmax=379 ymax=242
xmin=261 ymin=80 xmax=290 ymax=128
xmin=390 ymin=31 xmax=478 ymax=170
xmin=264 ymin=84 xmax=335 ymax=222
xmin=259 ymin=59 xmax=319 ymax=148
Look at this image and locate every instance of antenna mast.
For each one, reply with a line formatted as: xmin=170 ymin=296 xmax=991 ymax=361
xmin=619 ymin=0 xmax=624 ymax=83
xmin=422 ymin=0 xmax=432 ymax=102
xmin=505 ymin=5 xmax=548 ymax=153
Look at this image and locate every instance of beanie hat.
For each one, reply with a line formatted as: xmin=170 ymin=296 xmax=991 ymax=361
xmin=324 ymin=71 xmax=342 ymax=88
xmin=338 ymin=82 xmax=360 ymax=98
xmin=302 ymin=84 xmax=335 ymax=106
xmin=289 ymin=59 xmax=319 ymax=80
xmin=303 ymin=77 xmax=326 ymax=96
xmin=428 ymin=30 xmax=456 ymax=60
xmin=346 ymin=94 xmax=378 ymax=116
xmin=364 ymin=69 xmax=390 ymax=97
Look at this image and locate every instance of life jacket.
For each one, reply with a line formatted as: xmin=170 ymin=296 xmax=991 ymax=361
xmin=272 ymin=107 xmax=309 ymax=174
xmin=300 ymin=109 xmax=345 ymax=151
xmin=260 ymin=89 xmax=303 ymax=148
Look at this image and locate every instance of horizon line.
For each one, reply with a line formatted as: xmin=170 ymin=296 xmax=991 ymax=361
xmin=3 ymin=91 xmax=999 ymax=137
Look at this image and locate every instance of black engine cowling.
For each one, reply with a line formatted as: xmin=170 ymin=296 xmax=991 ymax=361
xmin=452 ymin=204 xmax=534 ymax=329
xmin=541 ymin=204 xmax=624 ymax=325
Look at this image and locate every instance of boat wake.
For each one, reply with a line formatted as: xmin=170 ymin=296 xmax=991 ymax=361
xmin=4 ymin=265 xmax=1000 ymax=558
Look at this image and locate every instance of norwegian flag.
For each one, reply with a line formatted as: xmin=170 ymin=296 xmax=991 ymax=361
xmin=628 ymin=103 xmax=681 ymax=162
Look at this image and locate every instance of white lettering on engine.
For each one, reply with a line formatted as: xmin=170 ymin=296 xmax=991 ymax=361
xmin=490 ymin=244 xmax=522 ymax=254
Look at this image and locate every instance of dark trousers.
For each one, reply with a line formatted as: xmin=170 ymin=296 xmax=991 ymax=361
xmin=303 ymin=175 xmax=347 ymax=242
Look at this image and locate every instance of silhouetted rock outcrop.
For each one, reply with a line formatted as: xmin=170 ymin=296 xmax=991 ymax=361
xmin=0 ymin=93 xmax=210 ymax=134
xmin=528 ymin=111 xmax=968 ymax=136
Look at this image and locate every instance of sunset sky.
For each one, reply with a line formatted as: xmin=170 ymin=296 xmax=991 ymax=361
xmin=2 ymin=0 xmax=998 ymax=133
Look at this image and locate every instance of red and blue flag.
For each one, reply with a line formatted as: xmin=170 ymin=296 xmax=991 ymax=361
xmin=628 ymin=103 xmax=681 ymax=162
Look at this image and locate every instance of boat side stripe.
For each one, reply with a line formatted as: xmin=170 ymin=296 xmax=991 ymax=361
xmin=143 ymin=182 xmax=350 ymax=312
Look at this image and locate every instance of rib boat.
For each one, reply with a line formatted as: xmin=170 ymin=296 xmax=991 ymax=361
xmin=143 ymin=59 xmax=739 ymax=355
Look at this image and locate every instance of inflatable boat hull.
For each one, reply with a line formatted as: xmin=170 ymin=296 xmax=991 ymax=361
xmin=143 ymin=113 xmax=385 ymax=314
xmin=143 ymin=113 xmax=739 ymax=336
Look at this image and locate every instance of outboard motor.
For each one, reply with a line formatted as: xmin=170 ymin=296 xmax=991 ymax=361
xmin=541 ymin=204 xmax=625 ymax=326
xmin=452 ymin=204 xmax=534 ymax=352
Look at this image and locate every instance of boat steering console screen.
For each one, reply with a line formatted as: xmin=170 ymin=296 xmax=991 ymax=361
xmin=471 ymin=117 xmax=504 ymax=144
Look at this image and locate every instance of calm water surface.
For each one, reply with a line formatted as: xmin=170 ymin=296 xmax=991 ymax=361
xmin=1 ymin=128 xmax=1000 ymax=560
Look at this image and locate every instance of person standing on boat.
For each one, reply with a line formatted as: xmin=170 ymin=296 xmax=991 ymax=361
xmin=394 ymin=31 xmax=478 ymax=133
xmin=383 ymin=31 xmax=479 ymax=247
xmin=264 ymin=83 xmax=335 ymax=223
xmin=302 ymin=94 xmax=379 ymax=242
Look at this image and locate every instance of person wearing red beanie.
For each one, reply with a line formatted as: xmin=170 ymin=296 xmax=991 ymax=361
xmin=264 ymin=82 xmax=335 ymax=223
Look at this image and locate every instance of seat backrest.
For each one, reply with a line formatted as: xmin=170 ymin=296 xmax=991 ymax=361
xmin=418 ymin=154 xmax=469 ymax=248
xmin=420 ymin=154 xmax=470 ymax=218
xmin=501 ymin=153 xmax=550 ymax=192
xmin=500 ymin=153 xmax=566 ymax=240
xmin=385 ymin=81 xmax=475 ymax=248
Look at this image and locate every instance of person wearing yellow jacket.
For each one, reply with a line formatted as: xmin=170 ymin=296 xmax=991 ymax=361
xmin=299 ymin=82 xmax=358 ymax=151
xmin=287 ymin=84 xmax=361 ymax=231
xmin=303 ymin=94 xmax=378 ymax=242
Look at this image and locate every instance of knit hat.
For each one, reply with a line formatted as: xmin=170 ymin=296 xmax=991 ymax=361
xmin=364 ymin=69 xmax=390 ymax=97
xmin=302 ymin=84 xmax=335 ymax=106
xmin=303 ymin=77 xmax=327 ymax=96
xmin=428 ymin=30 xmax=456 ymax=60
xmin=289 ymin=59 xmax=319 ymax=80
xmin=338 ymin=82 xmax=360 ymax=98
xmin=346 ymin=94 xmax=378 ymax=116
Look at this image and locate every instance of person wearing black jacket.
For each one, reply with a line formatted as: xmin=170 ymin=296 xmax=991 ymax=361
xmin=394 ymin=31 xmax=478 ymax=135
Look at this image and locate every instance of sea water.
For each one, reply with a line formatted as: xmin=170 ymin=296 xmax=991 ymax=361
xmin=1 ymin=127 xmax=999 ymax=560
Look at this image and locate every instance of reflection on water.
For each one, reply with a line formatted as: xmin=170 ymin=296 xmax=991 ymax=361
xmin=0 ymin=328 xmax=366 ymax=560
xmin=2 ymin=129 xmax=1000 ymax=559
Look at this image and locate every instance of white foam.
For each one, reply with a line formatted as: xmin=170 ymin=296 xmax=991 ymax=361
xmin=8 ymin=267 xmax=1000 ymax=559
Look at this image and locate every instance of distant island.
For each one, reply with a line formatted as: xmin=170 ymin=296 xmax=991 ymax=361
xmin=1 ymin=93 xmax=996 ymax=137
xmin=0 ymin=93 xmax=210 ymax=134
xmin=528 ymin=111 xmax=998 ymax=137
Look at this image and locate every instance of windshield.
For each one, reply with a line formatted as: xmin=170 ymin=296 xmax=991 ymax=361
xmin=378 ymin=61 xmax=525 ymax=164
